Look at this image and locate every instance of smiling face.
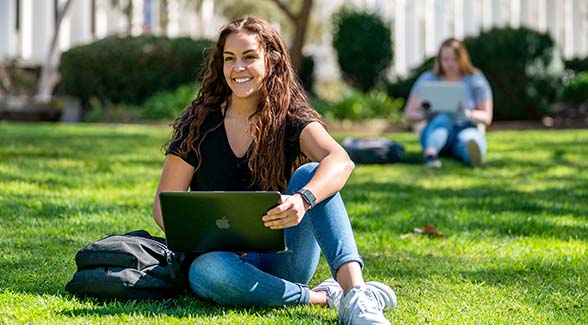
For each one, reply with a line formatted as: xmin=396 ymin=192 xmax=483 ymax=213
xmin=222 ymin=32 xmax=267 ymax=101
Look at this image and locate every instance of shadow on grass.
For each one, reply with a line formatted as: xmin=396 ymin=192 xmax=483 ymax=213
xmin=0 ymin=194 xmax=148 ymax=221
xmin=362 ymin=251 xmax=587 ymax=312
xmin=345 ymin=180 xmax=587 ymax=240
xmin=55 ymin=294 xmax=338 ymax=323
xmin=484 ymin=157 xmax=588 ymax=176
xmin=0 ymin=124 xmax=168 ymax=167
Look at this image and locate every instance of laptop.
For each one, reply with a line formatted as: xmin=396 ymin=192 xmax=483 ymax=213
xmin=159 ymin=191 xmax=286 ymax=253
xmin=419 ymin=81 xmax=467 ymax=115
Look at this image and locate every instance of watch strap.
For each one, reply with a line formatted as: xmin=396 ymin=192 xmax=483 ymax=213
xmin=295 ymin=188 xmax=317 ymax=209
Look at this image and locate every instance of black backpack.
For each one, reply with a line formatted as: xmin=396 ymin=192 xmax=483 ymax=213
xmin=65 ymin=230 xmax=189 ymax=300
xmin=342 ymin=137 xmax=405 ymax=164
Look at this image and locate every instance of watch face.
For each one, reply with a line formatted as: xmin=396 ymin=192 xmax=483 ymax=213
xmin=298 ymin=189 xmax=316 ymax=207
xmin=307 ymin=191 xmax=316 ymax=203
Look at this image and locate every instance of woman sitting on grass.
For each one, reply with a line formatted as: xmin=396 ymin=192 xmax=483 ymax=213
xmin=152 ymin=16 xmax=396 ymax=325
xmin=404 ymin=38 xmax=493 ymax=168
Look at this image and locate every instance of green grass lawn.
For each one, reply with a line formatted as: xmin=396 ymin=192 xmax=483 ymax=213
xmin=1 ymin=121 xmax=586 ymax=324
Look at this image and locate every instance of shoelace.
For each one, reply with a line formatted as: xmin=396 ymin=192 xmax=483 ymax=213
xmin=365 ymin=286 xmax=386 ymax=310
xmin=340 ymin=287 xmax=381 ymax=324
xmin=313 ymin=280 xmax=343 ymax=309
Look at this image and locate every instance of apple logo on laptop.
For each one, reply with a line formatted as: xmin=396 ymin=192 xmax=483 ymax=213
xmin=216 ymin=217 xmax=231 ymax=229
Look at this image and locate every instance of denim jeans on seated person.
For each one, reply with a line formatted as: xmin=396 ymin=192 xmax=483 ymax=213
xmin=420 ymin=113 xmax=487 ymax=164
xmin=188 ymin=162 xmax=363 ymax=306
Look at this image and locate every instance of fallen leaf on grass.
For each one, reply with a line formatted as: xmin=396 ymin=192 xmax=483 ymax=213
xmin=419 ymin=224 xmax=444 ymax=237
xmin=400 ymin=223 xmax=444 ymax=239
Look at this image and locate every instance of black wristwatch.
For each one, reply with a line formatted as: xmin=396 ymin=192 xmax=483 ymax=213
xmin=295 ymin=188 xmax=317 ymax=209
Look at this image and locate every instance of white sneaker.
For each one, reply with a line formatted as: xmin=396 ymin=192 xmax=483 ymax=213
xmin=424 ymin=154 xmax=442 ymax=168
xmin=312 ymin=278 xmax=343 ymax=309
xmin=313 ymin=279 xmax=397 ymax=312
xmin=338 ymin=285 xmax=391 ymax=325
xmin=466 ymin=139 xmax=483 ymax=167
xmin=366 ymin=281 xmax=397 ymax=311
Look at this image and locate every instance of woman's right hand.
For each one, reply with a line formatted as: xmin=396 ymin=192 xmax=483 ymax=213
xmin=404 ymin=95 xmax=426 ymax=122
xmin=262 ymin=194 xmax=307 ymax=229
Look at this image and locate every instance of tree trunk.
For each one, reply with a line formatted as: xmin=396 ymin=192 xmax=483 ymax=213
xmin=160 ymin=0 xmax=169 ymax=34
xmin=35 ymin=0 xmax=73 ymax=102
xmin=126 ymin=0 xmax=133 ymax=35
xmin=290 ymin=0 xmax=312 ymax=74
xmin=269 ymin=0 xmax=313 ymax=75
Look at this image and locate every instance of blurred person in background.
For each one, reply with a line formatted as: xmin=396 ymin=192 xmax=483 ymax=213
xmin=404 ymin=38 xmax=493 ymax=168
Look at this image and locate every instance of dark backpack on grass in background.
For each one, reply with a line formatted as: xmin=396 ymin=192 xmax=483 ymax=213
xmin=343 ymin=137 xmax=405 ymax=164
xmin=65 ymin=230 xmax=188 ymax=300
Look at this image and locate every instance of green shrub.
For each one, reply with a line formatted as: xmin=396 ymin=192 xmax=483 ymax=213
xmin=561 ymin=72 xmax=588 ymax=104
xmin=463 ymin=27 xmax=564 ymax=120
xmin=81 ymin=83 xmax=200 ymax=122
xmin=385 ymin=57 xmax=435 ymax=101
xmin=310 ymin=96 xmax=331 ymax=119
xmin=299 ymin=55 xmax=315 ymax=96
xmin=81 ymin=98 xmax=141 ymax=123
xmin=315 ymin=89 xmax=403 ymax=122
xmin=565 ymin=57 xmax=588 ymax=73
xmin=139 ymin=83 xmax=200 ymax=120
xmin=332 ymin=8 xmax=393 ymax=92
xmin=60 ymin=36 xmax=212 ymax=105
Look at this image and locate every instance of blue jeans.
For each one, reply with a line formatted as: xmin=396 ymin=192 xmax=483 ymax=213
xmin=188 ymin=162 xmax=363 ymax=306
xmin=420 ymin=113 xmax=487 ymax=164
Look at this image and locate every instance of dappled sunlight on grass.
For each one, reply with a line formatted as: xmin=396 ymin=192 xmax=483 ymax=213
xmin=1 ymin=123 xmax=587 ymax=324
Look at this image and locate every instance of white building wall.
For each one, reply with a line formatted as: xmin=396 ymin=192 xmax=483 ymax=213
xmin=537 ymin=0 xmax=547 ymax=32
xmin=462 ymin=0 xmax=479 ymax=37
xmin=546 ymin=0 xmax=561 ymax=44
xmin=167 ymin=0 xmax=180 ymax=37
xmin=309 ymin=0 xmax=345 ymax=85
xmin=59 ymin=0 xmax=92 ymax=50
xmin=383 ymin=0 xmax=588 ymax=78
xmin=177 ymin=5 xmax=199 ymax=38
xmin=131 ymin=0 xmax=143 ymax=36
xmin=106 ymin=0 xmax=128 ymax=36
xmin=20 ymin=0 xmax=54 ymax=63
xmin=509 ymin=0 xmax=521 ymax=28
xmin=201 ymin=0 xmax=219 ymax=38
xmin=95 ymin=0 xmax=109 ymax=39
xmin=149 ymin=0 xmax=161 ymax=35
xmin=578 ymin=0 xmax=588 ymax=55
xmin=1 ymin=0 xmax=588 ymax=78
xmin=0 ymin=0 xmax=17 ymax=59
xmin=394 ymin=0 xmax=407 ymax=76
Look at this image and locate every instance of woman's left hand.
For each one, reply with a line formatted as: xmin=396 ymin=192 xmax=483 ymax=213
xmin=464 ymin=108 xmax=473 ymax=121
xmin=262 ymin=194 xmax=308 ymax=229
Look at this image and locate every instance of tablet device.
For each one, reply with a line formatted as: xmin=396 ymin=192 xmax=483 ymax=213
xmin=419 ymin=81 xmax=467 ymax=115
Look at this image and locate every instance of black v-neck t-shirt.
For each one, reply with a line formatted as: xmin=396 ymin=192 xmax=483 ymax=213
xmin=167 ymin=109 xmax=312 ymax=191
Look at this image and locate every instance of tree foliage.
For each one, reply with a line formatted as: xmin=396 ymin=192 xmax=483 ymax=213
xmin=60 ymin=36 xmax=212 ymax=105
xmin=464 ymin=27 xmax=563 ymax=120
xmin=332 ymin=8 xmax=393 ymax=92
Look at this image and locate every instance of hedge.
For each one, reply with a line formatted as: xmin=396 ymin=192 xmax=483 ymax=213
xmin=60 ymin=35 xmax=212 ymax=105
xmin=386 ymin=27 xmax=564 ymax=121
xmin=332 ymin=8 xmax=393 ymax=92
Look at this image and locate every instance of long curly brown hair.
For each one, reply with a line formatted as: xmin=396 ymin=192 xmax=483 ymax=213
xmin=166 ymin=16 xmax=325 ymax=191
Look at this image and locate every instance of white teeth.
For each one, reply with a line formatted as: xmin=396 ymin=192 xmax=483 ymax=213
xmin=234 ymin=77 xmax=252 ymax=83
